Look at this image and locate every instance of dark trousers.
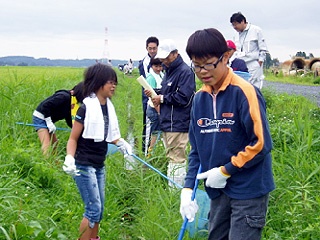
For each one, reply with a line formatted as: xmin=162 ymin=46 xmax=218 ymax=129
xmin=208 ymin=193 xmax=269 ymax=240
xmin=142 ymin=89 xmax=149 ymax=153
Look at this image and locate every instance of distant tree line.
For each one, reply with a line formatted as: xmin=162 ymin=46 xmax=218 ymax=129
xmin=265 ymin=52 xmax=280 ymax=69
xmin=264 ymin=51 xmax=316 ymax=69
xmin=0 ymin=56 xmax=128 ymax=68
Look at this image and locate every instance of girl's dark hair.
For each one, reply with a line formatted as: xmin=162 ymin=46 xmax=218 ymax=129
xmin=150 ymin=57 xmax=162 ymax=66
xmin=230 ymin=12 xmax=246 ymax=24
xmin=72 ymin=81 xmax=85 ymax=103
xmin=83 ymin=63 xmax=117 ymax=97
xmin=186 ymin=28 xmax=229 ymax=60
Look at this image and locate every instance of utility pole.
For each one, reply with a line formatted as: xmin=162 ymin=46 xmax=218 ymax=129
xmin=102 ymin=27 xmax=110 ymax=64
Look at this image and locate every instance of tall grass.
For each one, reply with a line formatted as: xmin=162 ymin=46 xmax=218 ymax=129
xmin=0 ymin=66 xmax=319 ymax=239
xmin=262 ymin=89 xmax=320 ymax=239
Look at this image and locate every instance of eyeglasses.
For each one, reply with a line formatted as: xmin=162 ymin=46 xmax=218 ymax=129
xmin=191 ymin=54 xmax=224 ymax=73
xmin=107 ymin=80 xmax=118 ymax=86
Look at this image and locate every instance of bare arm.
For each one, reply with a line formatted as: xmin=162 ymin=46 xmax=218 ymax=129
xmin=66 ymin=121 xmax=83 ymax=156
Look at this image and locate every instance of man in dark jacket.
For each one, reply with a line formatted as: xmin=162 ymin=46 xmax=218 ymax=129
xmin=145 ymin=39 xmax=195 ymax=188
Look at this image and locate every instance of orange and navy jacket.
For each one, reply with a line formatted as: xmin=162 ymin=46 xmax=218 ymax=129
xmin=184 ymin=69 xmax=275 ymax=200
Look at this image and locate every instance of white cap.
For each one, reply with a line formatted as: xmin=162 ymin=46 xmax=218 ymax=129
xmin=155 ymin=39 xmax=177 ymax=59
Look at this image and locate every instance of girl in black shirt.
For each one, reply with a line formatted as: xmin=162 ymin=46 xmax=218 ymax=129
xmin=63 ymin=63 xmax=132 ymax=240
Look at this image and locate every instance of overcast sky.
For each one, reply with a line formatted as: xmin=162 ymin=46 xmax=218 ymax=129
xmin=1 ymin=0 xmax=319 ymax=63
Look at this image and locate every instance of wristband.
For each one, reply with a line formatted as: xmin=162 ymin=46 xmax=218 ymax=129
xmin=160 ymin=95 xmax=164 ymax=103
xmin=219 ymin=166 xmax=231 ymax=177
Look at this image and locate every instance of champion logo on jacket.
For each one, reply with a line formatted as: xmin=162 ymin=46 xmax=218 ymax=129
xmin=197 ymin=117 xmax=235 ymax=131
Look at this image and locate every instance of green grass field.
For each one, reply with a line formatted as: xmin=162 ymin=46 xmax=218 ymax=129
xmin=0 ymin=66 xmax=319 ymax=239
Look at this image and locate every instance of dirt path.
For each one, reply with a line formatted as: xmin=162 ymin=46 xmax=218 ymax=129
xmin=263 ymin=80 xmax=320 ymax=107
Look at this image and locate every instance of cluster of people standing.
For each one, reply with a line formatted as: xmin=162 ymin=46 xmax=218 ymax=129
xmin=32 ymin=11 xmax=273 ymax=240
xmin=140 ymin=11 xmax=273 ymax=240
xmin=140 ymin=37 xmax=196 ymax=188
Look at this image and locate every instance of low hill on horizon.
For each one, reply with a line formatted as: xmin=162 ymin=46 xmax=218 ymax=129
xmin=0 ymin=56 xmax=129 ymax=68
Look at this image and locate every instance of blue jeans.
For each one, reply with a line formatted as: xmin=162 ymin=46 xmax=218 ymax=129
xmin=146 ymin=105 xmax=160 ymax=134
xmin=74 ymin=164 xmax=106 ymax=228
xmin=32 ymin=115 xmax=47 ymax=131
xmin=208 ymin=192 xmax=269 ymax=240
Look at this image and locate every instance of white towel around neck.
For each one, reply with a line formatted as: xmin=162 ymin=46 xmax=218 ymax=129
xmin=82 ymin=94 xmax=121 ymax=142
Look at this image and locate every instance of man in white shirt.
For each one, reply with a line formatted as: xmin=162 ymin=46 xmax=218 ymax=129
xmin=230 ymin=12 xmax=267 ymax=89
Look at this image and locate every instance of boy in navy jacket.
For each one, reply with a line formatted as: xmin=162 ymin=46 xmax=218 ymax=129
xmin=180 ymin=28 xmax=275 ymax=240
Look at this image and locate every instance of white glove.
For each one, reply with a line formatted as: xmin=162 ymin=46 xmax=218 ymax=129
xmin=180 ymin=188 xmax=199 ymax=222
xmin=45 ymin=117 xmax=56 ymax=133
xmin=63 ymin=155 xmax=80 ymax=176
xmin=197 ymin=167 xmax=230 ymax=188
xmin=116 ymin=138 xmax=133 ymax=156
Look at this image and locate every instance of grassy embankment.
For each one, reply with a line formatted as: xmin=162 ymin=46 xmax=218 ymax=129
xmin=265 ymin=68 xmax=320 ymax=85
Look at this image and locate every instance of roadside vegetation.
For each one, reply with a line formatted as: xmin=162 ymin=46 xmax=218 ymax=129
xmin=0 ymin=66 xmax=319 ymax=239
xmin=265 ymin=69 xmax=320 ymax=85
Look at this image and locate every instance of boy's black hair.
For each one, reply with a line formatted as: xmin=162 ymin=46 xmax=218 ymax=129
xmin=150 ymin=57 xmax=162 ymax=66
xmin=186 ymin=28 xmax=229 ymax=60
